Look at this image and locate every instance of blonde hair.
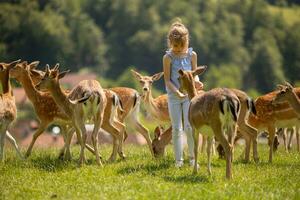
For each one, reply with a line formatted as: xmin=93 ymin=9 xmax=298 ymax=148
xmin=167 ymin=19 xmax=189 ymax=48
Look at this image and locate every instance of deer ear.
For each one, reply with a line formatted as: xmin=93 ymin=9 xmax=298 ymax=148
xmin=8 ymin=59 xmax=21 ymax=67
xmin=131 ymin=69 xmax=142 ymax=80
xmin=58 ymin=70 xmax=70 ymax=79
xmin=154 ymin=126 xmax=162 ymax=139
xmin=7 ymin=59 xmax=21 ymax=70
xmin=284 ymin=81 xmax=293 ymax=90
xmin=178 ymin=69 xmax=184 ymax=76
xmin=29 ymin=61 xmax=40 ymax=69
xmin=192 ymin=65 xmax=207 ymax=77
xmin=152 ymin=72 xmax=163 ymax=81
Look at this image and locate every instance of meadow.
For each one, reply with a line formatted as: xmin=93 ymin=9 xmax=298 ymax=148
xmin=0 ymin=144 xmax=299 ymax=200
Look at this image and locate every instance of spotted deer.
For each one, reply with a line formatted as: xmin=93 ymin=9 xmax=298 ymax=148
xmin=11 ymin=62 xmax=126 ymax=162
xmin=178 ymin=67 xmax=240 ymax=179
xmin=142 ymin=68 xmax=258 ymax=163
xmin=34 ymin=64 xmax=107 ymax=166
xmin=0 ymin=60 xmax=23 ymax=161
xmin=247 ymin=85 xmax=300 ymax=163
xmin=272 ymin=82 xmax=300 ymax=152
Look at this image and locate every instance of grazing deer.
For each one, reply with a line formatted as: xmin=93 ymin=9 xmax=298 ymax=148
xmin=178 ymin=67 xmax=240 ymax=179
xmin=35 ymin=64 xmax=107 ymax=166
xmin=247 ymin=85 xmax=300 ymax=163
xmin=0 ymin=60 xmax=23 ymax=161
xmin=143 ymin=69 xmax=258 ymax=162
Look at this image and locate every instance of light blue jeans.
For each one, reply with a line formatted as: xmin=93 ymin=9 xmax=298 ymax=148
xmin=167 ymin=94 xmax=195 ymax=162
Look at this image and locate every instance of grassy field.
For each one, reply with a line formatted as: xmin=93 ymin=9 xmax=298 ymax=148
xmin=0 ymin=144 xmax=300 ymax=200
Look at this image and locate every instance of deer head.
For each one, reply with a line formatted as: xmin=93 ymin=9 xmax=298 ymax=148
xmin=35 ymin=64 xmax=69 ymax=91
xmin=0 ymin=59 xmax=21 ymax=77
xmin=10 ymin=61 xmax=44 ymax=85
xmin=152 ymin=126 xmax=172 ymax=157
xmin=178 ymin=66 xmax=207 ymax=96
xmin=272 ymin=82 xmax=295 ymax=105
xmin=131 ymin=69 xmax=163 ymax=98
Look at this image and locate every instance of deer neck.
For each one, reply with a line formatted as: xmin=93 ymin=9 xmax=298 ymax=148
xmin=0 ymin=72 xmax=11 ymax=95
xmin=144 ymin=89 xmax=156 ymax=108
xmin=18 ymin=74 xmax=40 ymax=102
xmin=48 ymin=82 xmax=73 ymax=117
xmin=187 ymin=84 xmax=197 ymax=100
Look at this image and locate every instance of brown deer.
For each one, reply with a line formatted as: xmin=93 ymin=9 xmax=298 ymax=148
xmin=131 ymin=70 xmax=169 ymax=123
xmin=35 ymin=64 xmax=107 ymax=166
xmin=19 ymin=64 xmax=152 ymax=160
xmin=272 ymin=82 xmax=300 ymax=152
xmin=11 ymin=62 xmax=126 ymax=162
xmin=142 ymin=69 xmax=258 ymax=162
xmin=178 ymin=66 xmax=240 ymax=179
xmin=247 ymin=86 xmax=300 ymax=163
xmin=0 ymin=60 xmax=23 ymax=161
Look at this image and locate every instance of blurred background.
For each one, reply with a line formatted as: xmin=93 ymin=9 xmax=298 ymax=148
xmin=1 ymin=0 xmax=300 ymax=147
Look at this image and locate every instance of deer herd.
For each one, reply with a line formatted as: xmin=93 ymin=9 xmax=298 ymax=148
xmin=0 ymin=60 xmax=299 ymax=179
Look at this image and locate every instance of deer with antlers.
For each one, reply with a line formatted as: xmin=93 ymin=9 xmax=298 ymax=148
xmin=34 ymin=64 xmax=107 ymax=166
xmin=0 ymin=60 xmax=23 ymax=161
xmin=11 ymin=62 xmax=127 ymax=162
xmin=178 ymin=66 xmax=240 ymax=179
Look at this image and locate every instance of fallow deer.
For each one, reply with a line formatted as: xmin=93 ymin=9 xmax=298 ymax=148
xmin=272 ymin=82 xmax=300 ymax=152
xmin=178 ymin=66 xmax=240 ymax=179
xmin=0 ymin=60 xmax=23 ymax=161
xmin=35 ymin=64 xmax=107 ymax=166
xmin=139 ymin=69 xmax=258 ymax=162
xmin=11 ymin=62 xmax=126 ymax=162
xmin=247 ymin=86 xmax=300 ymax=163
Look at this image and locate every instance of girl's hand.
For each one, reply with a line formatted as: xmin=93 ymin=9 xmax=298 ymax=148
xmin=176 ymin=90 xmax=188 ymax=99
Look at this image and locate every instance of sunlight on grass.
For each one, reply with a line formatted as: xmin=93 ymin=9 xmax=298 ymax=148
xmin=0 ymin=144 xmax=299 ymax=199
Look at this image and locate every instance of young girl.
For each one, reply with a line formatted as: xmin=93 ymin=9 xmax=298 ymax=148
xmin=163 ymin=20 xmax=203 ymax=168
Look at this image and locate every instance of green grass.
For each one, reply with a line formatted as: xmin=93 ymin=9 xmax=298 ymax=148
xmin=0 ymin=145 xmax=300 ymax=200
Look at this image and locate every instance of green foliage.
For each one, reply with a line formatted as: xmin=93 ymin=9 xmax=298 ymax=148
xmin=1 ymin=145 xmax=300 ymax=199
xmin=204 ymin=65 xmax=243 ymax=90
xmin=0 ymin=0 xmax=300 ymax=93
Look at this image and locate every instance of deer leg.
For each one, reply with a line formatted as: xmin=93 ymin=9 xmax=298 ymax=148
xmin=0 ymin=126 xmax=6 ymax=162
xmin=64 ymin=127 xmax=74 ymax=161
xmin=192 ymin=130 xmax=200 ymax=174
xmin=5 ymin=131 xmax=23 ymax=159
xmin=130 ymin=117 xmax=153 ymax=156
xmin=112 ymin=120 xmax=126 ymax=159
xmin=214 ymin=124 xmax=233 ymax=179
xmin=288 ymin=127 xmax=295 ymax=151
xmin=91 ymin=123 xmax=102 ymax=166
xmin=102 ymin=122 xmax=122 ymax=162
xmin=73 ymin=122 xmax=85 ymax=166
xmin=25 ymin=122 xmax=48 ymax=158
xmin=282 ymin=128 xmax=288 ymax=151
xmin=206 ymin=136 xmax=213 ymax=175
xmin=201 ymin=135 xmax=207 ymax=154
xmin=268 ymin=126 xmax=276 ymax=163
xmin=296 ymin=128 xmax=300 ymax=153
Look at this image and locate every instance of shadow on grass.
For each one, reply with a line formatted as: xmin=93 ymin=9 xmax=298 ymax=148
xmin=163 ymin=174 xmax=210 ymax=183
xmin=117 ymin=161 xmax=172 ymax=175
xmin=30 ymin=155 xmax=77 ymax=172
